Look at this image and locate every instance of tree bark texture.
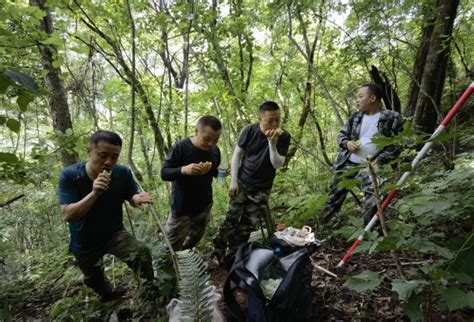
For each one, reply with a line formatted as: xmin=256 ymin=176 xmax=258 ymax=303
xmin=406 ymin=0 xmax=459 ymax=133
xmin=31 ymin=0 xmax=79 ymax=167
xmin=370 ymin=65 xmax=401 ymax=112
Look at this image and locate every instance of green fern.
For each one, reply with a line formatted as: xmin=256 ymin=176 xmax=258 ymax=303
xmin=175 ymin=250 xmax=216 ymax=322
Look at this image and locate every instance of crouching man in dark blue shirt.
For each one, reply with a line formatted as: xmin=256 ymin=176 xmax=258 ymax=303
xmin=58 ymin=130 xmax=154 ymax=302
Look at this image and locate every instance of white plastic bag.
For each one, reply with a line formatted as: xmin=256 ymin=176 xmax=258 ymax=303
xmin=273 ymin=225 xmax=315 ymax=247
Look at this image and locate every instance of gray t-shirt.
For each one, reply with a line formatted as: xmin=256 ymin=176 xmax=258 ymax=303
xmin=237 ymin=123 xmax=291 ymax=191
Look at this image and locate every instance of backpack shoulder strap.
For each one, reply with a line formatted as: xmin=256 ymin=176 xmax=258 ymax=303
xmin=223 ymin=243 xmax=252 ymax=321
xmin=223 ymin=243 xmax=270 ymax=322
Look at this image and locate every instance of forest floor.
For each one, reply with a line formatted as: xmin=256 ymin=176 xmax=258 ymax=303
xmin=2 ymin=235 xmax=472 ymax=321
xmin=208 ymin=236 xmax=471 ymax=321
xmin=208 ymin=236 xmax=411 ymax=321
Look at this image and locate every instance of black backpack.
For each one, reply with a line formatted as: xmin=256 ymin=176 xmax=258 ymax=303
xmin=223 ymin=238 xmax=320 ymax=322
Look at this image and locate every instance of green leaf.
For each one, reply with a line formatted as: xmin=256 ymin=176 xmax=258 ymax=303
xmin=6 ymin=118 xmax=20 ymax=133
xmin=451 ymin=237 xmax=474 ymax=278
xmin=0 ymin=27 xmax=14 ymax=36
xmin=0 ymin=73 xmax=13 ymax=94
xmin=49 ymin=297 xmax=74 ymax=318
xmin=0 ymin=152 xmax=19 ymax=164
xmin=0 ymin=116 xmax=5 ymax=125
xmin=369 ymin=236 xmax=382 ymax=254
xmin=52 ymin=57 xmax=64 ymax=68
xmin=371 ymin=133 xmax=394 ymax=149
xmin=3 ymin=69 xmax=40 ymax=94
xmin=17 ymin=90 xmax=35 ymax=112
xmin=426 ymin=132 xmax=451 ymax=143
xmin=452 ymin=272 xmax=472 ymax=283
xmin=376 ymin=235 xmax=399 ymax=251
xmin=407 ymin=237 xmax=454 ymax=259
xmin=338 ymin=177 xmax=362 ymax=190
xmin=402 ymin=293 xmax=422 ymax=321
xmin=343 ymin=270 xmax=382 ymax=292
xmin=439 ymin=287 xmax=474 ymax=311
xmin=391 ymin=279 xmax=426 ymax=301
xmin=70 ymin=45 xmax=90 ymax=55
xmin=42 ymin=32 xmax=63 ymax=46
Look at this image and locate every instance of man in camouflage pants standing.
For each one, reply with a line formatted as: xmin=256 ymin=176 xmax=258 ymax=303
xmin=161 ymin=116 xmax=222 ymax=250
xmin=320 ymin=83 xmax=404 ymax=225
xmin=213 ymin=101 xmax=291 ymax=266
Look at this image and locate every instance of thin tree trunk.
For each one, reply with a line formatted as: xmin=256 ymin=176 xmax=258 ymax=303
xmin=275 ymin=68 xmax=290 ymax=126
xmin=285 ymin=4 xmax=320 ymax=163
xmin=286 ymin=65 xmax=313 ymax=162
xmin=286 ymin=1 xmax=344 ymax=127
xmin=72 ymin=0 xmax=167 ymax=160
xmin=31 ymin=0 xmax=78 ymax=167
xmin=310 ymin=110 xmax=332 ymax=167
xmin=183 ymin=0 xmax=193 ymax=137
xmin=209 ymin=0 xmax=250 ymax=125
xmin=125 ymin=0 xmax=143 ymax=181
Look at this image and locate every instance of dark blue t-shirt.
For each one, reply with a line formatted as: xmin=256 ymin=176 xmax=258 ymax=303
xmin=58 ymin=163 xmax=139 ymax=254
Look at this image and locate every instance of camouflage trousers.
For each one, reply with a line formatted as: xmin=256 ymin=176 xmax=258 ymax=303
xmin=164 ymin=204 xmax=212 ymax=251
xmin=74 ymin=230 xmax=154 ymax=298
xmin=321 ymin=161 xmax=385 ymax=225
xmin=213 ymin=184 xmax=271 ymax=262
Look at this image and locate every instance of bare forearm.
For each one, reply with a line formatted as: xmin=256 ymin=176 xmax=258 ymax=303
xmin=61 ymin=191 xmax=100 ymax=222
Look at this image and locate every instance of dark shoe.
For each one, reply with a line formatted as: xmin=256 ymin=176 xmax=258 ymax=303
xmin=99 ymin=287 xmax=126 ymax=303
xmin=222 ymin=253 xmax=236 ymax=270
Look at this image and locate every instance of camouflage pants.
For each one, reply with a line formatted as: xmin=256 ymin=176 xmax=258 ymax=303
xmin=321 ymin=161 xmax=384 ymax=225
xmin=164 ymin=204 xmax=212 ymax=251
xmin=74 ymin=230 xmax=154 ymax=298
xmin=213 ymin=184 xmax=271 ymax=262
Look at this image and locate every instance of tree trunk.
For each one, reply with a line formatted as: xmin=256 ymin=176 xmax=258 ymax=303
xmin=406 ymin=0 xmax=459 ymax=133
xmin=285 ymin=3 xmax=323 ymax=164
xmin=370 ymin=65 xmax=401 ymax=112
xmin=31 ymin=0 xmax=79 ymax=167
xmin=285 ymin=65 xmax=313 ymax=162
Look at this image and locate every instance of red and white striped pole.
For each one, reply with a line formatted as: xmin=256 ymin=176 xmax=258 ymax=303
xmin=337 ymin=82 xmax=474 ymax=268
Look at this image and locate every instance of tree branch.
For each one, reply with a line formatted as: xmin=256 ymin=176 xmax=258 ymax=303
xmin=367 ymin=161 xmax=407 ymax=280
xmin=0 ymin=194 xmax=25 ymax=208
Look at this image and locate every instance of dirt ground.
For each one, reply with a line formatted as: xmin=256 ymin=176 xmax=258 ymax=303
xmin=208 ymin=237 xmax=470 ymax=321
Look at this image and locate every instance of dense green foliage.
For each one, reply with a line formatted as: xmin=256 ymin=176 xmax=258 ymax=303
xmin=1 ymin=0 xmax=473 ymax=320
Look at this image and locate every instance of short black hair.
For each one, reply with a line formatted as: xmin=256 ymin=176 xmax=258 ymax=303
xmin=90 ymin=130 xmax=122 ymax=147
xmin=361 ymin=83 xmax=383 ymax=101
xmin=259 ymin=101 xmax=280 ymax=115
xmin=197 ymin=115 xmax=222 ymax=131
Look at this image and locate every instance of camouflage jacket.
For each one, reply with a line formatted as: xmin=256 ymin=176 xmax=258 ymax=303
xmin=333 ymin=109 xmax=404 ymax=170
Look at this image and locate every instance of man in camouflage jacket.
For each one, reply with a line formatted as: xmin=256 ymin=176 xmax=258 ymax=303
xmin=321 ymin=83 xmax=404 ymax=225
